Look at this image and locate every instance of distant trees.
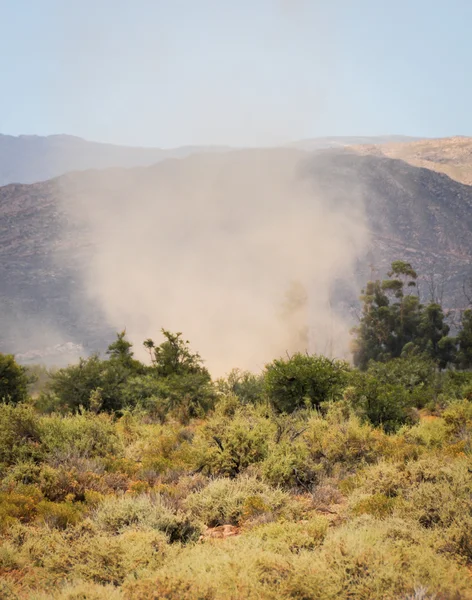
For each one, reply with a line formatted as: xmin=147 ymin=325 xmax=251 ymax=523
xmin=352 ymin=261 xmax=456 ymax=369
xmin=44 ymin=329 xmax=215 ymax=418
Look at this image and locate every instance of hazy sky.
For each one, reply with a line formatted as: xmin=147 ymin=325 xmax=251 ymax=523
xmin=1 ymin=0 xmax=471 ymax=147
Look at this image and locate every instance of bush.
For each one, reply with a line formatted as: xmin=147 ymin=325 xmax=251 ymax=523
xmin=36 ymin=500 xmax=84 ymax=529
xmin=0 ymin=403 xmax=43 ymax=469
xmin=0 ymin=354 xmax=29 ymax=404
xmin=442 ymin=399 xmax=472 ymax=436
xmin=346 ymin=370 xmax=417 ymax=432
xmin=193 ymin=406 xmax=274 ymax=477
xmin=184 ymin=476 xmax=289 ymax=527
xmin=248 ymin=517 xmax=328 ymax=552
xmin=216 ymin=369 xmax=264 ymax=405
xmin=264 ymin=353 xmax=349 ymax=413
xmin=0 ymin=485 xmax=43 ymax=529
xmin=40 ymin=412 xmax=122 ymax=460
xmin=93 ymin=494 xmax=201 ymax=543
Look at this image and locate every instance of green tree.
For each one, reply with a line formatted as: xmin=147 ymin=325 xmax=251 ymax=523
xmin=143 ymin=330 xmax=215 ymax=418
xmin=45 ymin=332 xmax=145 ymax=413
xmin=0 ymin=353 xmax=29 ymax=404
xmin=416 ymin=303 xmax=455 ymax=368
xmin=150 ymin=330 xmax=207 ymax=377
xmin=352 ymin=261 xmax=455 ymax=369
xmin=456 ymin=309 xmax=472 ymax=369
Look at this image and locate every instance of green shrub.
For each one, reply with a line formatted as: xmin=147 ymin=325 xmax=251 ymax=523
xmin=216 ymin=369 xmax=264 ymax=405
xmin=346 ymin=370 xmax=417 ymax=432
xmin=193 ymin=406 xmax=273 ymax=477
xmin=264 ymin=353 xmax=350 ymax=413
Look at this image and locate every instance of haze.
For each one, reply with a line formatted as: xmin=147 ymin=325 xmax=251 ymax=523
xmin=1 ymin=0 xmax=472 ymax=147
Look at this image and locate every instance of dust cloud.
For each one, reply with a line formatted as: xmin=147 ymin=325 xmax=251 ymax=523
xmin=58 ymin=148 xmax=369 ymax=374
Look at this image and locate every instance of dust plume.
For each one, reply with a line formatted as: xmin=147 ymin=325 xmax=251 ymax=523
xmin=58 ymin=149 xmax=369 ymax=374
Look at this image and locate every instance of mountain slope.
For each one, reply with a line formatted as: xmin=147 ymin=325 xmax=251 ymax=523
xmin=0 ymin=133 xmax=421 ymax=186
xmin=0 ymin=134 xmax=232 ymax=186
xmin=1 ymin=149 xmax=472 ymax=366
xmin=353 ymin=136 xmax=472 ymax=186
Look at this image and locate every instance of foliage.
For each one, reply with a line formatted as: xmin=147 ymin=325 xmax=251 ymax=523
xmin=352 ymin=261 xmax=456 ymax=369
xmin=456 ymin=308 xmax=472 ymax=369
xmin=265 ymin=353 xmax=350 ymax=413
xmin=216 ymin=368 xmax=265 ymax=405
xmin=0 ymin=353 xmax=29 ymax=404
xmin=4 ymin=278 xmax=472 ymax=598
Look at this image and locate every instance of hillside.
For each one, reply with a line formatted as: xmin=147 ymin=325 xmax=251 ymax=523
xmin=1 ymin=149 xmax=472 ymax=365
xmin=0 ymin=134 xmax=232 ymax=186
xmin=0 ymin=134 xmax=420 ymax=186
xmin=353 ymin=136 xmax=472 ymax=185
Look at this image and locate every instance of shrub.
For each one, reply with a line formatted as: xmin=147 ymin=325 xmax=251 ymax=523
xmin=260 ymin=439 xmax=322 ymax=488
xmin=442 ymin=399 xmax=472 ymax=436
xmin=216 ymin=369 xmax=264 ymax=405
xmin=0 ymin=485 xmax=44 ymax=530
xmin=0 ymin=403 xmax=43 ymax=469
xmin=36 ymin=500 xmax=84 ymax=529
xmin=248 ymin=517 xmax=328 ymax=552
xmin=193 ymin=406 xmax=273 ymax=477
xmin=351 ymin=493 xmax=397 ymax=519
xmin=401 ymin=417 xmax=448 ymax=447
xmin=92 ymin=494 xmax=201 ymax=543
xmin=40 ymin=412 xmax=122 ymax=460
xmin=184 ymin=476 xmax=289 ymax=527
xmin=346 ymin=370 xmax=417 ymax=432
xmin=264 ymin=353 xmax=350 ymax=413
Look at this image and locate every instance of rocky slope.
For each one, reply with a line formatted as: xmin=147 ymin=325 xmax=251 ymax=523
xmin=353 ymin=136 xmax=472 ymax=186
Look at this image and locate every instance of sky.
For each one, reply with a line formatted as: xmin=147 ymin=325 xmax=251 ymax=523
xmin=1 ymin=0 xmax=471 ymax=148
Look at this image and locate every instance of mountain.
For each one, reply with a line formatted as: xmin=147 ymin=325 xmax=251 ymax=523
xmin=288 ymin=135 xmax=423 ymax=151
xmin=1 ymin=148 xmax=472 ymax=366
xmin=353 ymin=136 xmax=472 ymax=186
xmin=0 ymin=133 xmax=422 ymax=187
xmin=0 ymin=134 xmax=232 ymax=186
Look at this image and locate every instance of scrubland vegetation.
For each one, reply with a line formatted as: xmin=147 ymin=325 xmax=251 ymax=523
xmin=1 ymin=263 xmax=472 ymax=599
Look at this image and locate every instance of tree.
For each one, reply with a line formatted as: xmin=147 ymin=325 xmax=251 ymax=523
xmin=46 ymin=332 xmax=145 ymax=413
xmin=0 ymin=354 xmax=29 ymax=404
xmin=352 ymin=261 xmax=455 ymax=369
xmin=456 ymin=309 xmax=472 ymax=369
xmin=264 ymin=353 xmax=350 ymax=413
xmin=416 ymin=303 xmax=455 ymax=368
xmin=143 ymin=330 xmax=215 ymax=418
xmin=149 ymin=330 xmax=209 ymax=378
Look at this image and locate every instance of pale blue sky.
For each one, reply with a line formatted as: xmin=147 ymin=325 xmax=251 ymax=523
xmin=0 ymin=0 xmax=471 ymax=147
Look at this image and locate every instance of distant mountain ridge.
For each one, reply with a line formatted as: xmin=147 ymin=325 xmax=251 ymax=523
xmin=0 ymin=133 xmax=422 ymax=186
xmin=0 ymin=133 xmax=232 ymax=186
